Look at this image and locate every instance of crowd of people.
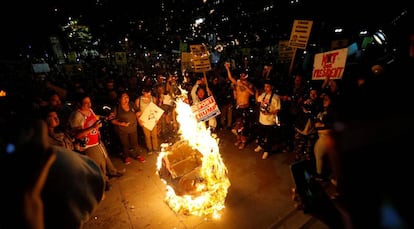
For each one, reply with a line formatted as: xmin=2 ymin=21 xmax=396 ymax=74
xmin=1 ymin=39 xmax=414 ymax=228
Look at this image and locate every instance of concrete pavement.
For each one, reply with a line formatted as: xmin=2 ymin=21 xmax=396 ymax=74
xmin=81 ymin=128 xmax=331 ymax=229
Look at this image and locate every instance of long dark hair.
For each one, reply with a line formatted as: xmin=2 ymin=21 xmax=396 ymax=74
xmin=196 ymin=85 xmax=208 ymax=100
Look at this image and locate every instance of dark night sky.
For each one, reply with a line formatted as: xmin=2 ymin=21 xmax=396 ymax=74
xmin=0 ymin=0 xmax=164 ymax=59
xmin=0 ymin=0 xmax=412 ymax=59
xmin=1 ymin=1 xmax=57 ymax=58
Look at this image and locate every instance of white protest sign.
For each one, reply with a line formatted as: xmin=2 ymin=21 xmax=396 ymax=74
xmin=139 ymin=102 xmax=164 ymax=131
xmin=191 ymin=96 xmax=221 ymax=122
xmin=312 ymin=48 xmax=348 ymax=80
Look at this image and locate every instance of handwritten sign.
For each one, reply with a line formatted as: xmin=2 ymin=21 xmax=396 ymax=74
xmin=139 ymin=102 xmax=164 ymax=131
xmin=312 ymin=48 xmax=348 ymax=80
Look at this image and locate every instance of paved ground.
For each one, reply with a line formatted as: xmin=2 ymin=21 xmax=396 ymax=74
xmin=81 ymin=128 xmax=333 ymax=229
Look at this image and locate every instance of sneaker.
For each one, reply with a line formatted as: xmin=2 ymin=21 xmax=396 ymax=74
xmin=231 ymin=129 xmax=238 ymax=136
xmin=254 ymin=145 xmax=262 ymax=152
xmin=136 ymin=155 xmax=146 ymax=163
xmin=238 ymin=142 xmax=246 ymax=150
xmin=234 ymin=140 xmax=241 ymax=146
xmin=262 ymin=152 xmax=269 ymax=159
xmin=124 ymin=157 xmax=132 ymax=165
xmin=117 ymin=168 xmax=126 ymax=176
xmin=111 ymin=168 xmax=126 ymax=177
xmin=330 ymin=178 xmax=338 ymax=187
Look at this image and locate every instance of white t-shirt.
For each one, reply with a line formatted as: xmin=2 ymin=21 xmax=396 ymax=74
xmin=257 ymin=92 xmax=281 ymax=125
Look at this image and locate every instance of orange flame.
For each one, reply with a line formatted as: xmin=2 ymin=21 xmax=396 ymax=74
xmin=157 ymin=98 xmax=230 ymax=219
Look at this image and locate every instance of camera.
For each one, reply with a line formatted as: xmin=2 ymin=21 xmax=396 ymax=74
xmin=260 ymin=103 xmax=270 ymax=113
xmin=99 ymin=116 xmax=108 ymax=123
xmin=75 ymin=137 xmax=88 ymax=148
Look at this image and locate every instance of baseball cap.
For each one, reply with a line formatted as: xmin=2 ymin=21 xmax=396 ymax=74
xmin=240 ymin=70 xmax=249 ymax=79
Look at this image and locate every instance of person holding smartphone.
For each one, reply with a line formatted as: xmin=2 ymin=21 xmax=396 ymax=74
xmin=110 ymin=91 xmax=145 ymax=164
xmin=69 ymin=93 xmax=125 ymax=191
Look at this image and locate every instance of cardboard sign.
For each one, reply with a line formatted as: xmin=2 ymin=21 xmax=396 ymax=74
xmin=181 ymin=52 xmax=193 ymax=72
xmin=191 ymin=96 xmax=221 ymax=122
xmin=278 ymin=40 xmax=295 ymax=61
xmin=139 ymin=102 xmax=164 ymax=131
xmin=193 ymin=58 xmax=212 ymax=72
xmin=289 ymin=20 xmax=313 ymax=49
xmin=312 ymin=48 xmax=348 ymax=80
xmin=190 ymin=44 xmax=211 ymax=72
xmin=115 ymin=52 xmax=127 ymax=65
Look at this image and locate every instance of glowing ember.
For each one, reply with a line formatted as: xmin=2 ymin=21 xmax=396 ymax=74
xmin=156 ymin=98 xmax=231 ymax=219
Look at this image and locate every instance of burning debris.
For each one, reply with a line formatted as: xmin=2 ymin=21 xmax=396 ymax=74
xmin=156 ymin=99 xmax=230 ymax=218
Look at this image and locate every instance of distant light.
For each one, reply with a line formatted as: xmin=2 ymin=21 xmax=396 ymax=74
xmin=373 ymin=30 xmax=387 ymax=45
xmin=195 ymin=18 xmax=205 ymax=26
xmin=381 ymin=201 xmax=405 ymax=228
xmin=289 ymin=0 xmax=300 ymax=5
xmin=5 ymin=143 xmax=15 ymax=154
xmin=334 ymin=28 xmax=343 ymax=33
